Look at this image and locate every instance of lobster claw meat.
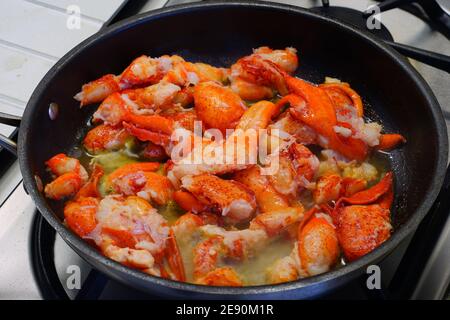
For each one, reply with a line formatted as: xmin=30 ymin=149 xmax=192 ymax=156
xmin=319 ymin=82 xmax=364 ymax=118
xmin=281 ymin=76 xmax=369 ymax=161
xmin=165 ymin=229 xmax=186 ymax=282
xmin=377 ymin=133 xmax=407 ymax=151
xmin=122 ymin=122 xmax=171 ymax=147
xmin=334 ymin=204 xmax=392 ymax=262
xmin=297 ymin=211 xmax=340 ymax=276
xmin=197 ymin=267 xmax=243 ymax=287
xmin=75 ymin=164 xmax=104 ymax=199
xmin=336 ymin=172 xmax=393 ymax=207
xmin=173 ymin=190 xmax=209 ymax=213
xmin=332 ymin=172 xmax=394 ymax=261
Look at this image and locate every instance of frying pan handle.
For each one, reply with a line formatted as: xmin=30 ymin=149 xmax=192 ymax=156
xmin=0 ymin=111 xmax=21 ymax=156
xmin=384 ymin=40 xmax=450 ymax=73
xmin=0 ymin=111 xmax=21 ymax=127
xmin=0 ymin=133 xmax=17 ymax=156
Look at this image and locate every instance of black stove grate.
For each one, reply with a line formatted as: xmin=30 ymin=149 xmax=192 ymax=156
xmin=369 ymin=0 xmax=450 ymax=39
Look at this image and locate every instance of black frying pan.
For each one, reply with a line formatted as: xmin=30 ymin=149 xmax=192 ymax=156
xmin=0 ymin=1 xmax=448 ymax=299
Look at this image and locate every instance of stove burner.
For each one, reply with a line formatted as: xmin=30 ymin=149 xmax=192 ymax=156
xmin=309 ymin=3 xmax=450 ymax=72
xmin=31 ymin=213 xmax=70 ymax=300
xmin=310 ymin=6 xmax=394 ymax=41
xmin=369 ymin=0 xmax=450 ymax=39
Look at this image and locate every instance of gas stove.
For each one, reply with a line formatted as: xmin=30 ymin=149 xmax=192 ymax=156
xmin=0 ymin=0 xmax=449 ymax=300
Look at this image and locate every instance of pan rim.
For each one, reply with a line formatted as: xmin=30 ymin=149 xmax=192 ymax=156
xmin=19 ymin=0 xmax=449 ymax=297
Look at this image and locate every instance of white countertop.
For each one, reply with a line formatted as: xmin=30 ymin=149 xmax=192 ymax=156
xmin=0 ymin=0 xmax=126 ymax=300
xmin=0 ymin=0 xmax=126 ymax=137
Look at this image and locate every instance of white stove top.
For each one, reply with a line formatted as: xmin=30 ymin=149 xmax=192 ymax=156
xmin=0 ymin=0 xmax=128 ymax=205
xmin=0 ymin=0 xmax=127 ymax=299
xmin=0 ymin=0 xmax=449 ymax=300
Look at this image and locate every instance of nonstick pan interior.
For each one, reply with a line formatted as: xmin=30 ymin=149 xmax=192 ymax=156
xmin=19 ymin=2 xmax=448 ymax=298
